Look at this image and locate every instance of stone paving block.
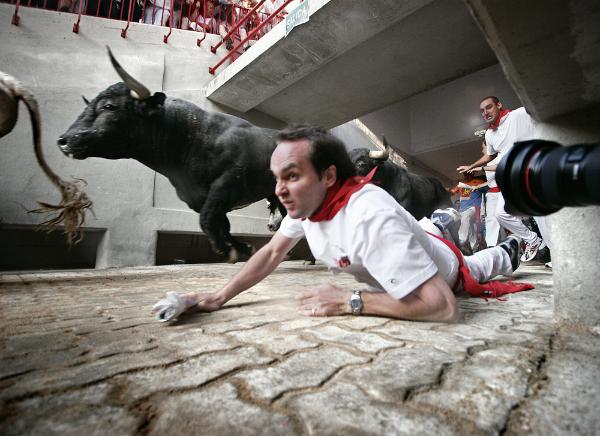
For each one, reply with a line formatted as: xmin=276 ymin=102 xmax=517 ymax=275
xmin=149 ymin=382 xmax=297 ymax=435
xmin=153 ymin=328 xmax=238 ymax=357
xmin=307 ymin=324 xmax=403 ymax=354
xmin=276 ymin=317 xmax=331 ymax=331
xmin=200 ymin=313 xmax=293 ymax=334
xmin=410 ymin=344 xmax=543 ymax=433
xmin=4 ymin=331 xmax=77 ymax=355
xmin=79 ymin=330 xmax=158 ymax=359
xmin=339 ymin=346 xmax=462 ymax=403
xmin=225 ymin=324 xmax=320 ymax=355
xmin=371 ymin=323 xmax=485 ymax=356
xmin=0 ymin=347 xmax=89 ymax=381
xmin=234 ymin=347 xmax=369 ymax=402
xmin=0 ymin=348 xmax=180 ymax=401
xmin=333 ymin=315 xmax=392 ymax=330
xmin=0 ymin=383 xmax=140 ymax=436
xmin=435 ymin=322 xmax=546 ymax=346
xmin=286 ymin=382 xmax=457 ymax=435
xmin=119 ymin=346 xmax=274 ymax=402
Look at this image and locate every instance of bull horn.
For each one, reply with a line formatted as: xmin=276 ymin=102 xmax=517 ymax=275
xmin=107 ymin=46 xmax=151 ymax=100
xmin=369 ymin=146 xmax=390 ymax=160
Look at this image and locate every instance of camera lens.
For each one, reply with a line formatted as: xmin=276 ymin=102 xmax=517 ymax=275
xmin=496 ymin=140 xmax=600 ymax=216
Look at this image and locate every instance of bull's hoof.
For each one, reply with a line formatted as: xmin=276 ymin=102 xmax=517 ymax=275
xmin=227 ymin=247 xmax=239 ymax=264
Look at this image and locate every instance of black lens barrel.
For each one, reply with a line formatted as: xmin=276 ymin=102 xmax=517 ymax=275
xmin=497 ymin=140 xmax=600 ymax=216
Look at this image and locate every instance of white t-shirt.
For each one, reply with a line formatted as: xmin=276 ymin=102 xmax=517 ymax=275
xmin=278 ymin=184 xmax=458 ymax=299
xmin=485 ymin=107 xmax=534 ymax=160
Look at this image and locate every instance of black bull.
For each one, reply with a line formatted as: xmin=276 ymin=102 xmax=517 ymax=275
xmin=58 ymin=50 xmax=285 ymax=263
xmin=348 ymin=143 xmax=452 ymax=220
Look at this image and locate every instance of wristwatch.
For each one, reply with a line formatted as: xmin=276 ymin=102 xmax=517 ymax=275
xmin=349 ymin=289 xmax=363 ymax=315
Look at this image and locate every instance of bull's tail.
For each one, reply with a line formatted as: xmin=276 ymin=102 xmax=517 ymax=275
xmin=1 ymin=71 xmax=93 ymax=245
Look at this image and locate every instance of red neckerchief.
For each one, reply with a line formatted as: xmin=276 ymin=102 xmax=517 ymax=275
xmin=488 ymin=109 xmax=511 ymax=131
xmin=427 ymin=232 xmax=533 ymax=299
xmin=308 ymin=167 xmax=378 ymax=222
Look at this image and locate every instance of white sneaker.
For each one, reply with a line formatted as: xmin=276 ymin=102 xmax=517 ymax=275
xmin=520 ymin=239 xmax=546 ymax=262
xmin=545 ymin=261 xmax=553 ymax=268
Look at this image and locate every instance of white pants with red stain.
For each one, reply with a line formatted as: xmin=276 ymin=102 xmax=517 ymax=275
xmin=492 ymin=193 xmax=540 ymax=245
xmin=421 ymin=218 xmax=513 ymax=284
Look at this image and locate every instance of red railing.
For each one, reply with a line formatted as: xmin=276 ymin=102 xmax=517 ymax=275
xmin=5 ymin=0 xmax=295 ymax=73
xmin=208 ymin=0 xmax=293 ymax=74
xmin=5 ymin=0 xmax=224 ymax=38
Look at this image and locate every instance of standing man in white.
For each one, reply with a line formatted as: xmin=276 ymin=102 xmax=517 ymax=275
xmin=457 ymin=96 xmax=552 ymax=263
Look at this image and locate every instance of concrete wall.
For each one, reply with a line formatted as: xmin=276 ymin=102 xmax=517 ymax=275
xmin=0 ymin=4 xmax=285 ymax=269
xmin=359 ymin=64 xmax=521 ymax=182
xmin=364 ymin=65 xmax=520 ymax=150
xmin=535 ymin=110 xmax=600 ymax=325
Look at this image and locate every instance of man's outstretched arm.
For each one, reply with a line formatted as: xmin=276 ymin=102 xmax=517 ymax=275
xmin=199 ymin=231 xmax=300 ymax=308
xmin=153 ymin=231 xmax=300 ymax=320
xmin=457 ymin=153 xmax=495 ymax=173
xmin=298 ymin=273 xmax=459 ymax=322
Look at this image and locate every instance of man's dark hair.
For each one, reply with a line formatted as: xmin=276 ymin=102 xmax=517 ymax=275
xmin=480 ymin=95 xmax=500 ymax=105
xmin=275 ymin=124 xmax=357 ymax=181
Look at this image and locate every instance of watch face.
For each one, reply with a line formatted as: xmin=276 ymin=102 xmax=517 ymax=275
xmin=350 ymin=294 xmax=362 ymax=314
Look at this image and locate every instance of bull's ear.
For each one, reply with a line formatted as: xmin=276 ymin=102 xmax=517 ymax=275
xmin=82 ymin=96 xmax=90 ymax=106
xmin=149 ymin=92 xmax=166 ymax=106
xmin=137 ymin=92 xmax=166 ymax=117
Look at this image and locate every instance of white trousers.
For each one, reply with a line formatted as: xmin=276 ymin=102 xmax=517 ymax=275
xmin=485 ymin=191 xmax=503 ymax=247
xmin=463 ymin=245 xmax=513 ymax=283
xmin=458 ymin=206 xmax=477 ymax=250
xmin=533 ymin=216 xmax=552 ymax=250
xmin=493 ymin=193 xmax=539 ymax=245
xmin=424 ymin=222 xmax=513 ymax=286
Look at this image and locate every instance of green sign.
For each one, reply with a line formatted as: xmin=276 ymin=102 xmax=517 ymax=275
xmin=285 ymin=1 xmax=310 ymax=37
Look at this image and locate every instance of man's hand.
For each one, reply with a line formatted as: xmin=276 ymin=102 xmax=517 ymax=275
xmin=297 ymin=284 xmax=351 ymax=317
xmin=152 ymin=292 xmax=190 ymax=322
xmin=152 ymin=292 xmax=224 ymax=322
xmin=467 ymin=166 xmax=483 ymax=173
xmin=456 ymin=165 xmax=471 ymax=173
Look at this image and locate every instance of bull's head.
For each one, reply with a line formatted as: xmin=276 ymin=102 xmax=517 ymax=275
xmin=348 ymin=135 xmax=390 ymax=176
xmin=57 ymin=47 xmax=166 ymax=160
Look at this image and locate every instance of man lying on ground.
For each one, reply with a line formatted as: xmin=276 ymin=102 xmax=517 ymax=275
xmin=153 ymin=125 xmax=530 ymax=323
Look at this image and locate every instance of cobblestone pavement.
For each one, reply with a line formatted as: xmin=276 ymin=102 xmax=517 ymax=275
xmin=1 ymin=261 xmax=599 ymax=435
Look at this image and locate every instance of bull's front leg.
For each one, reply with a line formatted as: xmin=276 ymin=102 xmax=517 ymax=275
xmin=199 ymin=180 xmax=255 ymax=263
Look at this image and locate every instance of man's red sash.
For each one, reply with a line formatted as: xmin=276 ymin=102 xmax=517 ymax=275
xmin=309 ymin=167 xmax=378 ymax=222
xmin=428 ymin=232 xmax=534 ymax=299
xmin=488 ymin=109 xmax=510 ymax=130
